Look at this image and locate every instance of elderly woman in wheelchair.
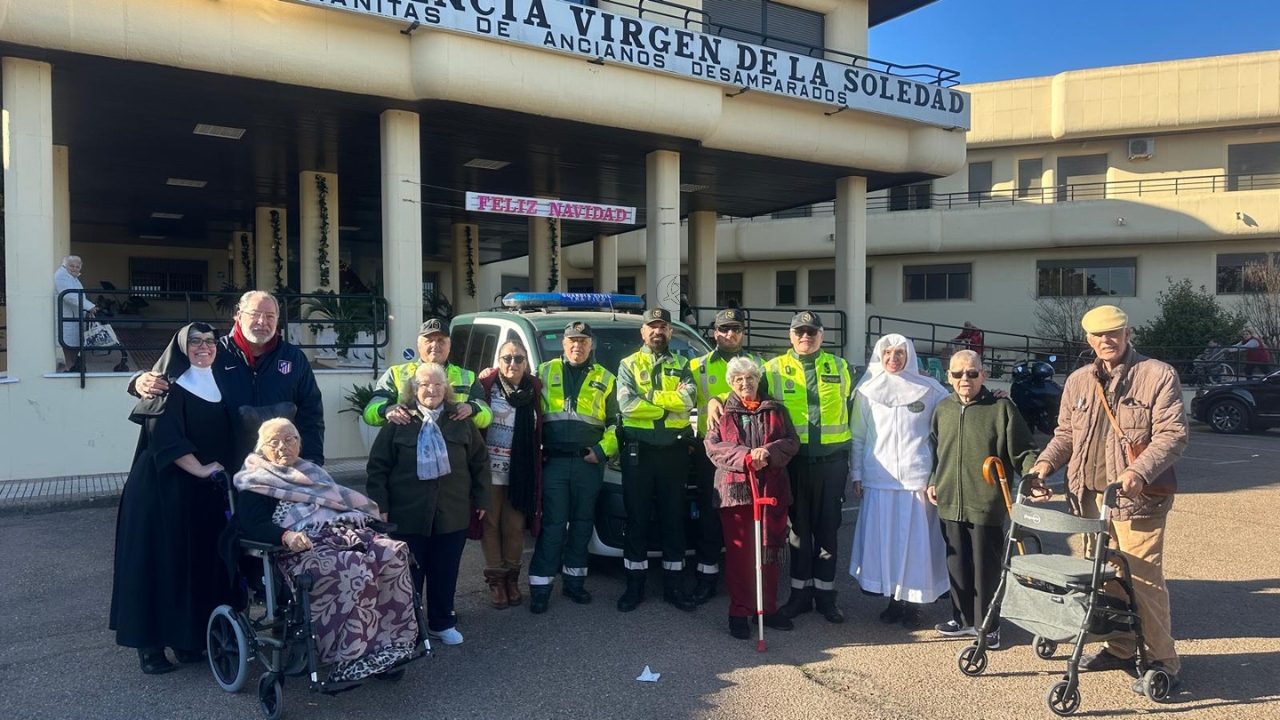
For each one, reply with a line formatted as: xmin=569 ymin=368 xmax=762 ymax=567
xmin=211 ymin=418 xmax=427 ymax=717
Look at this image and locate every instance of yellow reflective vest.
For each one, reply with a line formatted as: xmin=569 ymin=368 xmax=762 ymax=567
xmin=689 ymin=349 xmax=763 ymax=436
xmin=617 ymin=347 xmax=695 ymax=445
xmin=363 ymin=361 xmax=491 ymax=428
xmin=763 ymin=350 xmax=852 ymax=447
xmin=538 ymin=358 xmax=619 ymax=459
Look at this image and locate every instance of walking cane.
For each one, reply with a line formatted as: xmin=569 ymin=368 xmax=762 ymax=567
xmin=982 ymin=457 xmax=1025 ymax=555
xmin=747 ymin=465 xmax=777 ymax=652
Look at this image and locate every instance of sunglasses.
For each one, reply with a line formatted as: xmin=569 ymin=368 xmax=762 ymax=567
xmin=950 ymin=370 xmax=982 ymax=379
xmin=793 ymin=327 xmax=819 ymax=337
xmin=717 ymin=325 xmax=744 ymax=333
xmin=500 ymin=354 xmax=527 ymax=365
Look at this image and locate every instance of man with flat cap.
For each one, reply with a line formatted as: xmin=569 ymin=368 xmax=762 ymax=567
xmin=765 ymin=311 xmax=855 ymax=624
xmin=363 ymin=317 xmax=491 ymax=429
xmin=686 ymin=307 xmax=763 ymax=604
xmin=527 ymin=321 xmax=620 ymax=614
xmin=1030 ymin=305 xmax=1187 ymax=691
xmin=616 ymin=307 xmax=699 ymax=612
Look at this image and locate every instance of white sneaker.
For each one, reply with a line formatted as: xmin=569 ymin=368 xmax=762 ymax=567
xmin=984 ymin=629 xmax=1001 ymax=650
xmin=427 ymin=627 xmax=464 ymax=646
xmin=935 ymin=620 xmax=977 ymax=638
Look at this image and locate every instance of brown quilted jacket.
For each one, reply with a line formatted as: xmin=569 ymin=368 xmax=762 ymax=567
xmin=1038 ymin=348 xmax=1188 ymax=521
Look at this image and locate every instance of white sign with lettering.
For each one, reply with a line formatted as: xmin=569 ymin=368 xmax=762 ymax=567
xmin=292 ymin=0 xmax=970 ymax=130
xmin=465 ymin=192 xmax=637 ymax=223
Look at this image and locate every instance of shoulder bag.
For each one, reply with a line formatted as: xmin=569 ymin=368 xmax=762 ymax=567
xmin=1095 ymin=382 xmax=1177 ymax=496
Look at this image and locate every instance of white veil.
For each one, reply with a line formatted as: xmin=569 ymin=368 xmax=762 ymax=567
xmin=855 ymin=333 xmax=946 ymax=407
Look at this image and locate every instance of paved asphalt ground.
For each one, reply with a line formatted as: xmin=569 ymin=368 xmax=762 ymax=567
xmin=2 ymin=425 xmax=1278 ymax=720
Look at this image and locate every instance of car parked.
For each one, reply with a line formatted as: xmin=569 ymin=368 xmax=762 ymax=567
xmin=448 ymin=292 xmax=713 ymax=557
xmin=1190 ymin=370 xmax=1280 ymax=434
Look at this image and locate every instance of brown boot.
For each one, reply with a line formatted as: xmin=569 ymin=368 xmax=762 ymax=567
xmin=484 ymin=569 xmax=509 ymax=609
xmin=504 ymin=568 xmax=524 ymax=607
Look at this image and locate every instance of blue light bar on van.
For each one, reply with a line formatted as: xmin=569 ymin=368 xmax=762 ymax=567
xmin=501 ymin=292 xmax=646 ymax=310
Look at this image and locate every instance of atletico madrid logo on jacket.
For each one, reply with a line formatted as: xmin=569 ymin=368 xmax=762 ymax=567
xmin=278 ymin=360 xmax=292 ymax=375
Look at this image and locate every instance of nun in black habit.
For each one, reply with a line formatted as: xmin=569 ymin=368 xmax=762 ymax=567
xmin=109 ymin=323 xmax=237 ymax=675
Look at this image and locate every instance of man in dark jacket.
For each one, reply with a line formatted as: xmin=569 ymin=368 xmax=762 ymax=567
xmin=129 ymin=291 xmax=325 ymax=465
xmin=927 ymin=349 xmax=1038 ymax=649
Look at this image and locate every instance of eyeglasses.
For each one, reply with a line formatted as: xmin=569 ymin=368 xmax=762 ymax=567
xmin=717 ymin=325 xmax=744 ymax=334
xmin=419 ymin=381 xmax=447 ymax=391
xmin=950 ymin=370 xmax=982 ymax=379
xmin=500 ymin=354 xmax=527 ymax=365
xmin=793 ymin=328 xmax=819 ymax=338
xmin=265 ymin=436 xmax=299 ymax=448
xmin=187 ymin=338 xmax=218 ymax=348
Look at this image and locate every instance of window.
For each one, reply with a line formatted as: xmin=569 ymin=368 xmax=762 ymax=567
xmin=904 ymin=263 xmax=971 ymax=301
xmin=1227 ymin=142 xmax=1280 ymax=191
xmin=776 ymin=270 xmax=797 ymax=305
xmin=462 ymin=323 xmax=501 ymax=374
xmin=717 ymin=272 xmax=744 ymax=306
xmin=128 ymin=258 xmax=207 ymax=296
xmin=703 ymin=0 xmax=825 ymax=55
xmin=967 ymin=162 xmax=993 ymax=201
xmin=1037 ymin=258 xmax=1136 ymax=297
xmin=1057 ymin=154 xmax=1108 ymax=200
xmin=500 ymin=275 xmax=528 ymax=294
xmin=809 ymin=269 xmax=835 ymax=305
xmin=1217 ymin=253 xmax=1278 ymax=294
xmin=567 ymin=278 xmax=594 ymax=293
xmin=889 ymin=182 xmax=931 ymax=211
xmin=422 ymin=272 xmax=440 ymax=299
xmin=448 ymin=324 xmax=472 ymax=368
xmin=772 ymin=205 xmax=812 ymax=219
xmin=1018 ymin=158 xmax=1043 ymax=198
xmin=866 ymin=266 xmax=873 ymax=305
xmin=617 ymin=276 xmax=636 ymax=295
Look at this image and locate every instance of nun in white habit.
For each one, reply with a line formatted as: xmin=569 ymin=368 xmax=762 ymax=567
xmin=848 ymin=334 xmax=951 ymax=629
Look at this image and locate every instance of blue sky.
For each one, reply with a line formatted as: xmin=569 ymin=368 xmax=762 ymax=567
xmin=870 ymin=0 xmax=1280 ymax=84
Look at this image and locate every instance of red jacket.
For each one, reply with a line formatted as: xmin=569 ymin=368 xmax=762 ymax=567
xmin=477 ymin=372 xmax=544 ymax=537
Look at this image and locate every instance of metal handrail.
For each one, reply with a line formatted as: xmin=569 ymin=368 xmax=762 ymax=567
xmin=56 ymin=289 xmax=389 ymax=388
xmin=688 ymin=305 xmax=847 ymax=352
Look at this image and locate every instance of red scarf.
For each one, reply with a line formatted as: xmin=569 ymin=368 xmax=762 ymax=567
xmin=231 ymin=322 xmax=278 ymax=368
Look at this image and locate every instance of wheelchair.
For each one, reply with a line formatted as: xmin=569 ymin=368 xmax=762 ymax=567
xmin=205 ymin=473 xmax=432 ymax=719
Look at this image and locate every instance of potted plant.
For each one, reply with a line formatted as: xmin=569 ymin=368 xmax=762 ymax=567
xmin=341 ymin=381 xmax=381 ymax=453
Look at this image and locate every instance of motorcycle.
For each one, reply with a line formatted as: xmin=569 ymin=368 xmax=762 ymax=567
xmin=1010 ymin=355 xmax=1062 ymax=434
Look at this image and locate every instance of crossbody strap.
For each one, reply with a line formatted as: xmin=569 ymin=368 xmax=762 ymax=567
xmin=1094 ymin=381 xmax=1133 ymax=454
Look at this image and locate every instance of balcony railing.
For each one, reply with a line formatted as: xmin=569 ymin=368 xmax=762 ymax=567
xmin=610 ymin=0 xmax=961 ymax=87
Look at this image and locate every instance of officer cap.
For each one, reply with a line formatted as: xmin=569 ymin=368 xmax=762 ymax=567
xmin=419 ymin=317 xmax=450 ymax=337
xmin=643 ymin=307 xmax=672 ymax=326
xmin=1080 ymin=305 xmax=1129 ymax=334
xmin=790 ymin=311 xmax=823 ymax=331
xmin=714 ymin=309 xmax=745 ymax=328
xmin=564 ymin=321 xmax=593 ymax=339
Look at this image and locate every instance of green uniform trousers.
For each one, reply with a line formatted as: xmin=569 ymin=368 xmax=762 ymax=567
xmin=528 ymin=455 xmax=605 ymax=586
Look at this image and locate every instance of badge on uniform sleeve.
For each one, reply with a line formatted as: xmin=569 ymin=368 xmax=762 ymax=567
xmin=708 ymin=375 xmax=717 ymax=385
xmin=640 ymin=370 xmax=649 ymax=382
xmin=907 ymin=400 xmax=925 ymax=413
xmin=278 ymin=360 xmax=292 ymax=375
xmin=785 ymin=380 xmax=795 ymax=391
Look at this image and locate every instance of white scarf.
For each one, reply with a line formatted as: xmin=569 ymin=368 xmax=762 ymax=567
xmin=177 ymin=365 xmax=221 ymax=403
xmin=856 ymin=333 xmax=946 ymax=407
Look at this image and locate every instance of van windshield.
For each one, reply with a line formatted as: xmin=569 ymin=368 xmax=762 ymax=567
xmin=534 ymin=324 xmax=709 ymax=375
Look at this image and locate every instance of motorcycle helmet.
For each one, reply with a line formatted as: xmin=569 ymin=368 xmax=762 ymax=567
xmin=1030 ymin=361 xmax=1055 ymax=382
xmin=1011 ymin=363 xmax=1032 ymax=383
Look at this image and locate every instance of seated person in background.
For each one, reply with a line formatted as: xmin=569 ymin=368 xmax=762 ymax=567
xmin=950 ymin=321 xmax=985 ymax=358
xmin=927 ymin=350 xmax=1040 ymax=649
xmin=233 ymin=418 xmax=419 ymax=683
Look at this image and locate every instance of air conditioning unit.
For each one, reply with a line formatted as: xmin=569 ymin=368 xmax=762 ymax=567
xmin=1128 ymin=137 xmax=1155 ymax=160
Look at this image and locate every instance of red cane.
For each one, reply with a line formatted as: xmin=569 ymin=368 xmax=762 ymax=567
xmin=748 ymin=465 xmax=777 ymax=652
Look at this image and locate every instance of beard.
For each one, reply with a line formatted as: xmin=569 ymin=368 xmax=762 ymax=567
xmin=243 ymin=326 xmax=275 ymax=344
xmin=647 ymin=336 xmax=670 ymax=353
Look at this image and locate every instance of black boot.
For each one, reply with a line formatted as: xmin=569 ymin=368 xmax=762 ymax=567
xmin=617 ymin=570 xmax=647 ymax=613
xmin=137 ymin=647 xmax=176 ymax=675
xmin=562 ymin=576 xmax=592 ymax=605
xmin=900 ymin=602 xmax=924 ymax=629
xmin=728 ymin=616 xmax=750 ymax=640
xmin=529 ymin=584 xmax=552 ymax=615
xmin=879 ymin=598 xmax=905 ymax=624
xmin=691 ymin=572 xmax=718 ymax=605
xmin=663 ymin=571 xmax=696 ymax=612
xmin=815 ymin=589 xmax=845 ymax=624
xmin=775 ymin=586 xmax=814 ymax=621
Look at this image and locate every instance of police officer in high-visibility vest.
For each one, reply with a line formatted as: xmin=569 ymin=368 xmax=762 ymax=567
xmin=528 ymin=321 xmax=620 ymax=614
xmin=687 ymin=307 xmax=761 ymax=605
xmin=766 ymin=311 xmax=854 ymax=624
xmin=363 ymin=318 xmax=492 ymax=429
xmin=616 ymin=307 xmax=698 ymax=613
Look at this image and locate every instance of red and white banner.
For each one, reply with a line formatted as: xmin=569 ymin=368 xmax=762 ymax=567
xmin=466 ymin=192 xmax=636 ymax=224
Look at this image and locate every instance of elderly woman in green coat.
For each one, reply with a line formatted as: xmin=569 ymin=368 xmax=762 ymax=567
xmin=366 ymin=362 xmax=491 ymax=647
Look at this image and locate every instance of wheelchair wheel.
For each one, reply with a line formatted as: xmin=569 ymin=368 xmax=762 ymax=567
xmin=956 ymin=644 xmax=987 ymax=677
xmin=1142 ymin=668 xmax=1172 ymax=702
xmin=1033 ymin=636 xmax=1058 ymax=660
xmin=257 ymin=673 xmax=284 ymax=720
xmin=1046 ymin=680 xmax=1081 ymax=717
xmin=207 ymin=605 xmax=249 ymax=692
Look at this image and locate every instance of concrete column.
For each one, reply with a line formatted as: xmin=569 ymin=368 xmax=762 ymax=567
xmin=593 ymin=233 xmax=618 ymax=294
xmin=834 ymin=176 xmax=868 ymax=362
xmin=231 ymin=231 xmax=254 ymax=288
xmin=687 ymin=210 xmax=717 ymax=310
xmin=645 ymin=150 xmax=681 ymax=313
xmin=796 ymin=268 xmax=810 ymax=310
xmin=381 ymin=109 xmax=423 ymax=364
xmin=2 ymin=58 xmax=55 ymax=379
xmin=299 ymin=171 xmax=339 ymax=293
xmin=254 ymin=206 xmax=289 ymax=293
xmin=451 ymin=223 xmax=480 ymax=314
xmin=53 ymin=145 xmax=70 ymax=264
xmin=528 ymin=208 xmax=561 ymax=293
